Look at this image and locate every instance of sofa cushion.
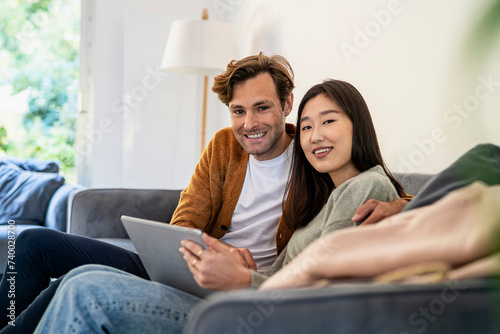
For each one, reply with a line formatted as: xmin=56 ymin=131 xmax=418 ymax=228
xmin=0 ymin=161 xmax=65 ymax=225
xmin=0 ymin=156 xmax=59 ymax=173
xmin=403 ymin=143 xmax=500 ymax=211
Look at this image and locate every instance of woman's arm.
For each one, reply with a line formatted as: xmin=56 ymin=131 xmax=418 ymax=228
xmin=262 ymin=169 xmax=400 ymax=288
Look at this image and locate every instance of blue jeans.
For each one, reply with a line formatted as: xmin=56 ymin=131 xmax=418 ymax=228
xmin=0 ymin=228 xmax=149 ymax=333
xmin=34 ymin=265 xmax=204 ymax=334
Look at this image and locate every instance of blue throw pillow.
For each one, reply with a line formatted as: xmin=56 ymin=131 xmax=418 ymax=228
xmin=0 ymin=161 xmax=65 ymax=225
xmin=0 ymin=156 xmax=59 ymax=173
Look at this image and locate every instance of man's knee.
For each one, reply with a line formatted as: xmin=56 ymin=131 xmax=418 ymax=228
xmin=464 ymin=143 xmax=500 ymax=184
xmin=16 ymin=228 xmax=53 ymax=251
xmin=15 ymin=228 xmax=70 ymax=263
xmin=64 ymin=264 xmax=121 ymax=282
xmin=17 ymin=227 xmax=62 ymax=244
xmin=60 ymin=270 xmax=96 ymax=295
xmin=60 ymin=269 xmax=123 ymax=304
xmin=471 ymin=143 xmax=499 ymax=154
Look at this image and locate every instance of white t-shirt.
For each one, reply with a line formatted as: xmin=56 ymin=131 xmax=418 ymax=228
xmin=220 ymin=141 xmax=293 ymax=273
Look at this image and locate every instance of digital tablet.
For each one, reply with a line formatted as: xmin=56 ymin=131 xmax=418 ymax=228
xmin=121 ymin=215 xmax=213 ymax=298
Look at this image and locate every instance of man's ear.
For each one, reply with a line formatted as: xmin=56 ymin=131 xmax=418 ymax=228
xmin=284 ymin=93 xmax=294 ymax=117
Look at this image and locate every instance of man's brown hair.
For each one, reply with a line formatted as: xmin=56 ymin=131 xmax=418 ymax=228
xmin=212 ymin=52 xmax=295 ymax=108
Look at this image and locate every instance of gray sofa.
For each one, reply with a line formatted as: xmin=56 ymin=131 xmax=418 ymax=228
xmin=66 ymin=171 xmax=500 ymax=333
xmin=185 ymin=277 xmax=500 ymax=334
xmin=67 ymin=188 xmax=182 ymax=251
xmin=67 ymin=172 xmax=430 ymax=251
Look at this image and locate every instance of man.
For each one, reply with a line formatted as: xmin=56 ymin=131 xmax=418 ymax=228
xmin=0 ymin=52 xmax=296 ymax=334
xmin=170 ymin=53 xmax=296 ymax=268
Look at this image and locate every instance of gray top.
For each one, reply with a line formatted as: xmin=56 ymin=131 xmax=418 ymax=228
xmin=251 ymin=165 xmax=399 ymax=287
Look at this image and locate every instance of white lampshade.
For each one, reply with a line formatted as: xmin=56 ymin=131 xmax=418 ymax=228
xmin=161 ymin=19 xmax=238 ymax=76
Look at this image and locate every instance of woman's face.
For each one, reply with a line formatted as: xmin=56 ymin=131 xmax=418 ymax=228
xmin=299 ymin=94 xmax=360 ymax=187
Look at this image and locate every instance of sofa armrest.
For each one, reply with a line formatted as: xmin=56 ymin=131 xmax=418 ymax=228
xmin=68 ymin=188 xmax=181 ymax=238
xmin=186 ymin=278 xmax=500 ymax=334
xmin=46 ymin=184 xmax=85 ymax=231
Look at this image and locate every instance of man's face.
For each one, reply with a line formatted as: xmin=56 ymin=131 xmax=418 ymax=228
xmin=229 ymin=73 xmax=293 ymax=161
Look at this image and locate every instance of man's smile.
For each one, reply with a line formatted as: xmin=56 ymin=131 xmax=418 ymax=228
xmin=245 ymin=132 xmax=267 ymax=139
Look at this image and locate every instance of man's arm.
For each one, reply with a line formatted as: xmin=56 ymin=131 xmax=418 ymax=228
xmin=352 ymin=198 xmax=409 ymax=226
xmin=170 ymin=147 xmax=213 ymax=230
xmin=170 ymin=128 xmax=245 ymax=238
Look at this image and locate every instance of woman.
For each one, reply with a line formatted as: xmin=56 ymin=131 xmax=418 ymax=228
xmin=34 ymin=79 xmax=405 ymax=333
xmin=179 ymin=78 xmax=405 ymax=291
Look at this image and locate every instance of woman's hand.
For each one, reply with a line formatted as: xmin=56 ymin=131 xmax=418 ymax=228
xmin=179 ymin=233 xmax=253 ymax=290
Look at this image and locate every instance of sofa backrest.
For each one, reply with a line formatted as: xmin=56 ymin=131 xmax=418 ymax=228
xmin=393 ymin=172 xmax=434 ymax=196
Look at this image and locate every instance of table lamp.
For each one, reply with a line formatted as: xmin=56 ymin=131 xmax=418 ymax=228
xmin=161 ymin=9 xmax=237 ymax=153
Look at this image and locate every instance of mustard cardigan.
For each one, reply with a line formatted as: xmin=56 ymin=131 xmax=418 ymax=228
xmin=171 ymin=123 xmax=296 ymax=255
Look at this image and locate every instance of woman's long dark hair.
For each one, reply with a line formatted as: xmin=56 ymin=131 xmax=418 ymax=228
xmin=283 ymin=79 xmax=405 ymax=231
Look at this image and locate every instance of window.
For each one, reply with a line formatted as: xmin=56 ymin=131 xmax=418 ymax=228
xmin=0 ymin=0 xmax=80 ymax=183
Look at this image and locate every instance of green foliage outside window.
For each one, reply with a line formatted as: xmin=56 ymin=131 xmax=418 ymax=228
xmin=0 ymin=0 xmax=80 ymax=183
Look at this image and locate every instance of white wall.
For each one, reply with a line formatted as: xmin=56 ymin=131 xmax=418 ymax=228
xmin=78 ymin=0 xmax=500 ymax=189
xmin=226 ymin=0 xmax=500 ymax=174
